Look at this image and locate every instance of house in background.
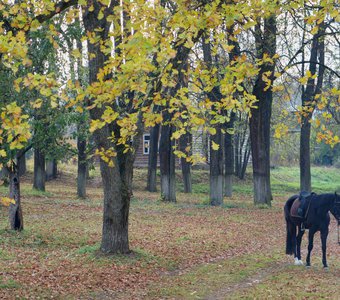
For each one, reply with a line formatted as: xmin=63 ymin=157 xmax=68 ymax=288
xmin=133 ymin=130 xmax=208 ymax=168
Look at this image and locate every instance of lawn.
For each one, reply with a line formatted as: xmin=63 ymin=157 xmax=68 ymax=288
xmin=0 ymin=165 xmax=339 ymax=299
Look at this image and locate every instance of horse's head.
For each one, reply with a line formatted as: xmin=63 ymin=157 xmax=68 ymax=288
xmin=330 ymin=192 xmax=340 ymax=223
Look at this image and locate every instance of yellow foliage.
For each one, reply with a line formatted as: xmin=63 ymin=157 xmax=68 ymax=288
xmin=211 ymin=141 xmax=219 ymax=151
xmin=0 ymin=197 xmax=15 ymax=207
xmin=274 ymin=123 xmax=289 ymax=139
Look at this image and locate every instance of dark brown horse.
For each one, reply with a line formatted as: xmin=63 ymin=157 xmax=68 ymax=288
xmin=284 ymin=192 xmax=340 ymax=268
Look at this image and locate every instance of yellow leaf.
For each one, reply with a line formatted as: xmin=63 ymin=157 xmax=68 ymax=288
xmin=51 ymin=100 xmax=58 ymax=108
xmin=1 ymin=197 xmax=15 ymax=207
xmin=211 ymin=141 xmax=219 ymax=151
xmin=0 ymin=149 xmax=6 ymax=157
xmin=32 ymin=99 xmax=42 ymax=109
xmin=208 ymin=128 xmax=217 ymax=135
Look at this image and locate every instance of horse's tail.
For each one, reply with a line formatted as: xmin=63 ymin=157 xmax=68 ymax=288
xmin=284 ymin=197 xmax=296 ymax=255
xmin=285 ymin=218 xmax=294 ymax=255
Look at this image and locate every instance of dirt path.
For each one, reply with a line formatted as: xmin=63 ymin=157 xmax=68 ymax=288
xmin=205 ymin=261 xmax=289 ymax=300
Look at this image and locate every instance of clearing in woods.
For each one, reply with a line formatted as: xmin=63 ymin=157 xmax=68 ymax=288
xmin=0 ymin=166 xmax=339 ymax=299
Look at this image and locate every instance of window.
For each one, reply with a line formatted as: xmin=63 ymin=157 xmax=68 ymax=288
xmin=143 ymin=134 xmax=150 ymax=155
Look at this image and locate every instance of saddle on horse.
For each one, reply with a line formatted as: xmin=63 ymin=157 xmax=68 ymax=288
xmin=290 ymin=191 xmax=315 ymax=220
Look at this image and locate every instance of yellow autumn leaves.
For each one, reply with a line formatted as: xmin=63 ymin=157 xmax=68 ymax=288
xmin=0 ymin=197 xmax=15 ymax=207
xmin=0 ymin=103 xmax=31 ymax=168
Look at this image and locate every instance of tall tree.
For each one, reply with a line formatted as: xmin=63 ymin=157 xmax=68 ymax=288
xmin=249 ymin=12 xmax=277 ymax=206
xmin=300 ymin=21 xmax=326 ymax=192
xmin=202 ymin=35 xmax=224 ymax=206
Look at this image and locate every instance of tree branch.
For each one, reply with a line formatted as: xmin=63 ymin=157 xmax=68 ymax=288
xmin=35 ymin=0 xmax=79 ymax=24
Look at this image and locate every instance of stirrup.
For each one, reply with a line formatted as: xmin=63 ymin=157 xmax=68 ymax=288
xmin=301 ymin=223 xmax=305 ymax=231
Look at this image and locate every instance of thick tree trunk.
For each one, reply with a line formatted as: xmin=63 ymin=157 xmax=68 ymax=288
xmin=83 ymin=1 xmax=131 ymax=253
xmin=250 ymin=86 xmax=273 ymax=205
xmin=210 ymin=127 xmax=224 ymax=205
xmin=9 ymin=169 xmax=23 ymax=231
xmin=77 ymin=136 xmax=87 ymax=198
xmin=249 ymin=15 xmax=276 ymax=206
xmin=99 ymin=155 xmax=130 ymax=253
xmin=147 ymin=124 xmax=160 ymax=192
xmin=179 ymin=132 xmax=192 ymax=193
xmin=33 ymin=148 xmax=45 ymax=191
xmin=224 ymin=113 xmax=235 ymax=197
xmin=159 ymin=122 xmax=176 ymax=202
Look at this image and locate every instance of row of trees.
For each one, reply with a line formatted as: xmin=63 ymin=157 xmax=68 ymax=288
xmin=1 ymin=0 xmax=339 ymax=254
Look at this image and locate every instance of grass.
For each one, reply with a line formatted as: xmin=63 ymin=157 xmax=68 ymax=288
xmin=0 ymin=277 xmax=20 ymax=289
xmin=0 ymin=164 xmax=339 ymax=299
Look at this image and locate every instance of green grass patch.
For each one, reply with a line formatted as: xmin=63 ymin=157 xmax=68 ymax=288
xmin=0 ymin=277 xmax=20 ymax=289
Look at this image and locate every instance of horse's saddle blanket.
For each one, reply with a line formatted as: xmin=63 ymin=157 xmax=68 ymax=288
xmin=291 ymin=198 xmax=303 ymax=218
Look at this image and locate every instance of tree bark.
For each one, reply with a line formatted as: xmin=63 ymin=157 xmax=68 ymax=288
xmin=17 ymin=150 xmax=26 ymax=177
xmin=300 ymin=21 xmax=325 ymax=193
xmin=159 ymin=121 xmax=176 ymax=202
xmin=9 ymin=168 xmax=23 ymax=231
xmin=77 ymin=135 xmax=87 ymax=198
xmin=202 ymin=34 xmax=224 ymax=205
xmin=46 ymin=159 xmax=57 ymax=181
xmin=180 ymin=132 xmax=192 ymax=193
xmin=146 ymin=124 xmax=160 ymax=192
xmin=224 ymin=113 xmax=235 ymax=197
xmin=83 ymin=1 xmax=132 ymax=253
xmin=33 ymin=148 xmax=45 ymax=191
xmin=250 ymin=84 xmax=273 ymax=205
xmin=249 ymin=15 xmax=276 ymax=206
xmin=210 ymin=127 xmax=224 ymax=205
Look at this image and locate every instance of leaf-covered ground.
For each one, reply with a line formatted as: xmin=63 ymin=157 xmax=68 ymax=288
xmin=0 ymin=167 xmax=339 ymax=299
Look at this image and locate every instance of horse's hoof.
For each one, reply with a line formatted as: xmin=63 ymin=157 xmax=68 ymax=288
xmin=298 ymin=260 xmax=304 ymax=265
xmin=306 ymin=265 xmax=311 ymax=268
xmin=323 ymin=266 xmax=329 ymax=270
xmin=294 ymin=258 xmax=303 ymax=266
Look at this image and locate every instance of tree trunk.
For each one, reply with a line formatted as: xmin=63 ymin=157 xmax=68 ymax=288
xmin=146 ymin=124 xmax=160 ymax=192
xmin=180 ymin=132 xmax=192 ymax=193
xmin=224 ymin=113 xmax=235 ymax=197
xmin=9 ymin=169 xmax=23 ymax=231
xmin=249 ymin=15 xmax=276 ymax=206
xmin=77 ymin=134 xmax=87 ymax=198
xmin=98 ymin=154 xmax=130 ymax=253
xmin=250 ymin=85 xmax=273 ymax=205
xmin=240 ymin=137 xmax=251 ymax=180
xmin=300 ymin=122 xmax=311 ymax=192
xmin=46 ymin=159 xmax=57 ymax=181
xmin=210 ymin=127 xmax=224 ymax=205
xmin=33 ymin=148 xmax=45 ymax=191
xmin=83 ymin=1 xmax=131 ymax=253
xmin=299 ymin=21 xmax=325 ymax=193
xmin=17 ymin=151 xmax=26 ymax=177
xmin=202 ymin=35 xmax=224 ymax=205
xmin=159 ymin=122 xmax=176 ymax=202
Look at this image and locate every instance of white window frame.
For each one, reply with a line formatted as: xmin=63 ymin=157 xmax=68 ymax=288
xmin=143 ymin=134 xmax=150 ymax=155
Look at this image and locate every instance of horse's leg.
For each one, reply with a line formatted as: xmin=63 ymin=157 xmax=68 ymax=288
xmin=290 ymin=225 xmax=300 ymax=265
xmin=320 ymin=227 xmax=329 ymax=268
xmin=306 ymin=229 xmax=315 ymax=267
xmin=296 ymin=226 xmax=305 ymax=265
